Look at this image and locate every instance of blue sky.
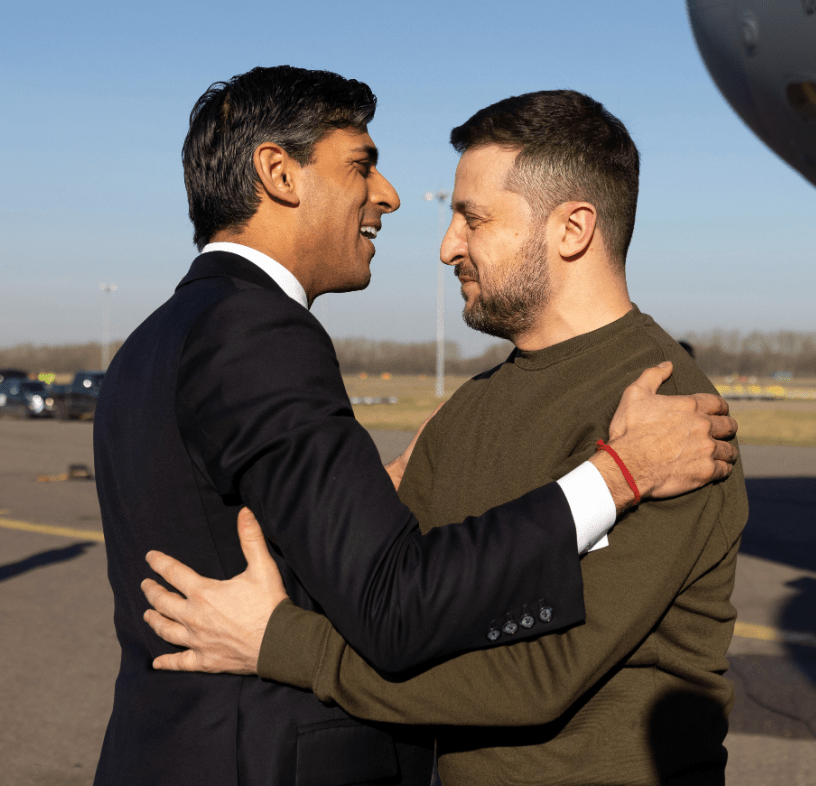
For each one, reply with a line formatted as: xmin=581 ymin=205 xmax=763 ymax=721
xmin=2 ymin=0 xmax=814 ymax=357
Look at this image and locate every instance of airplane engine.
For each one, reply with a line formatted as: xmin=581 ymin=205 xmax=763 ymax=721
xmin=687 ymin=0 xmax=816 ymax=187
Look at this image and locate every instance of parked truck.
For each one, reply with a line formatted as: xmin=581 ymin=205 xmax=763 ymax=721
xmin=49 ymin=371 xmax=105 ymax=420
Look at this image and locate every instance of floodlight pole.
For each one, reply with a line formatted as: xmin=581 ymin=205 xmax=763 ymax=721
xmin=425 ymin=190 xmax=450 ymax=398
xmin=100 ymin=283 xmax=117 ymax=370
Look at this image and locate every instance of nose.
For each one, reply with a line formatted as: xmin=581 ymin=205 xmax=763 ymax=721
xmin=370 ymin=169 xmax=400 ymax=214
xmin=440 ymin=217 xmax=465 ymax=266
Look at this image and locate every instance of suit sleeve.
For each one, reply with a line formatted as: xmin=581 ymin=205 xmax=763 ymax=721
xmin=257 ymin=467 xmax=746 ymax=726
xmin=176 ymin=288 xmax=584 ymax=673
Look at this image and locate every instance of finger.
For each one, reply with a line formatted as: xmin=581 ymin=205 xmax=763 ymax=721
xmin=403 ymin=402 xmax=444 ymax=458
xmin=626 ymin=361 xmax=673 ymax=396
xmin=141 ymin=577 xmax=189 ymax=619
xmin=236 ymin=511 xmax=286 ymax=592
xmin=690 ymin=392 xmax=730 ymax=417
xmin=236 ymin=508 xmax=275 ymax=569
xmin=711 ymin=439 xmax=739 ymax=466
xmin=146 ymin=550 xmax=206 ymax=596
xmin=708 ymin=414 xmax=738 ymax=440
xmin=143 ymin=608 xmax=190 ymax=648
xmin=413 ymin=402 xmax=444 ymax=443
xmin=153 ymin=650 xmax=202 ymax=672
xmin=424 ymin=401 xmax=445 ymax=425
xmin=711 ymin=459 xmax=735 ymax=482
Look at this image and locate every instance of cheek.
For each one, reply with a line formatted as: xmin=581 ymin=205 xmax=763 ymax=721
xmin=469 ymin=245 xmax=498 ymax=287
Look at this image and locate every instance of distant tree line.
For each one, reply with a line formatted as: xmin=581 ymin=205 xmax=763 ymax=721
xmin=0 ymin=341 xmax=124 ymax=373
xmin=2 ymin=330 xmax=814 ymax=378
xmin=332 ymin=338 xmax=513 ymax=376
xmin=0 ymin=338 xmax=515 ymax=378
xmin=682 ymin=330 xmax=816 ymax=377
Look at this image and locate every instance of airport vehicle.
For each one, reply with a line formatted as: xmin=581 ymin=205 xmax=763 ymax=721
xmin=49 ymin=371 xmax=105 ymax=420
xmin=687 ymin=0 xmax=816 ymax=188
xmin=0 ymin=368 xmax=28 ymax=383
xmin=0 ymin=379 xmax=54 ymax=418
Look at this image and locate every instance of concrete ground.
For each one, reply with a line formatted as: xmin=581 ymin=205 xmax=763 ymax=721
xmin=0 ymin=420 xmax=814 ymax=784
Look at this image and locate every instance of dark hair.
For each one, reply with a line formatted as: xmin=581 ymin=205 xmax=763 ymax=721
xmin=450 ymin=90 xmax=640 ymax=265
xmin=183 ymin=65 xmax=377 ymax=250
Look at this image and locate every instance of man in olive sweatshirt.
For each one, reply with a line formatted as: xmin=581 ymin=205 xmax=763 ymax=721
xmin=145 ymin=91 xmax=747 ymax=785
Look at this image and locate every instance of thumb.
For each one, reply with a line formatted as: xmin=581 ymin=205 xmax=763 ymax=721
xmin=630 ymin=361 xmax=673 ymax=396
xmin=237 ymin=507 xmax=273 ymax=568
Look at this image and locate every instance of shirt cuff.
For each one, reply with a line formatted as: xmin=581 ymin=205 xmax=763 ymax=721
xmin=556 ymin=461 xmax=616 ymax=553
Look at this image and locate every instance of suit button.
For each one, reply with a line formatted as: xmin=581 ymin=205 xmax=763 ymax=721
xmin=502 ymin=620 xmax=518 ymax=635
xmin=487 ymin=627 xmax=501 ymax=642
xmin=520 ymin=614 xmax=535 ymax=629
xmin=539 ymin=606 xmax=553 ymax=623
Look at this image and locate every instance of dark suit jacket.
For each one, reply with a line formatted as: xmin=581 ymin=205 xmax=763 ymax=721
xmin=93 ymin=251 xmax=585 ymax=786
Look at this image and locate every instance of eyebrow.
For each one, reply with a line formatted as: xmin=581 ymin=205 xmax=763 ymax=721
xmin=452 ymin=197 xmax=486 ymax=214
xmin=350 ymin=144 xmax=379 ymax=166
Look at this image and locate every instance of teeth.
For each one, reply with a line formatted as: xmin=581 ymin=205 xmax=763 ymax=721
xmin=360 ymin=227 xmax=378 ymax=239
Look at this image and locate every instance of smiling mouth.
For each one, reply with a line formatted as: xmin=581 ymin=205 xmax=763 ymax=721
xmin=360 ymin=226 xmax=379 ymax=240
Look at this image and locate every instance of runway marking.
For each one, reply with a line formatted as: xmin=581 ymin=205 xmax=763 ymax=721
xmin=734 ymin=621 xmax=816 ymax=648
xmin=0 ymin=517 xmax=104 ymax=543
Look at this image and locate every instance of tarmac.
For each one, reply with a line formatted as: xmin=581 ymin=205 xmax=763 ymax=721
xmin=0 ymin=419 xmax=814 ymax=785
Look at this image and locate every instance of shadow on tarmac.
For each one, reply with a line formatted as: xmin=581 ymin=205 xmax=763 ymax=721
xmin=741 ymin=477 xmax=816 ymax=574
xmin=740 ymin=476 xmax=816 ymax=650
xmin=728 ymin=650 xmax=816 ymax=738
xmin=0 ymin=541 xmax=99 ymax=583
xmin=728 ymin=477 xmax=816 ymax=740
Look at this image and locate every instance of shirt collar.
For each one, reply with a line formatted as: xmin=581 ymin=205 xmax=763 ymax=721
xmin=201 ymin=242 xmax=309 ymax=310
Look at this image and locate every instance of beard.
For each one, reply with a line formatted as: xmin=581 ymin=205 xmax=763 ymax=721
xmin=457 ymin=231 xmax=550 ymax=341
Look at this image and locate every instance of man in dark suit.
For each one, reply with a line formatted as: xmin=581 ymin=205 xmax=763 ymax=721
xmin=95 ymin=67 xmax=737 ymax=786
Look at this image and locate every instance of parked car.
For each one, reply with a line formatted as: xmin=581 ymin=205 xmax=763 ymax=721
xmin=0 ymin=379 xmax=55 ymax=418
xmin=0 ymin=368 xmax=28 ymax=383
xmin=49 ymin=371 xmax=105 ymax=420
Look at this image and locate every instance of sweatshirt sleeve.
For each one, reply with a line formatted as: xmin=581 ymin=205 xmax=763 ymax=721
xmin=259 ymin=468 xmax=747 ymax=727
xmin=177 ymin=287 xmax=584 ymax=673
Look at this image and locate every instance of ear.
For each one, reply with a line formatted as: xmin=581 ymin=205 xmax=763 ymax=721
xmin=253 ymin=143 xmax=300 ymax=207
xmin=554 ymin=202 xmax=596 ymax=260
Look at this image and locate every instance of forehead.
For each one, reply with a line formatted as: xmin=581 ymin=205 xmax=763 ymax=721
xmin=453 ymin=145 xmax=520 ymax=196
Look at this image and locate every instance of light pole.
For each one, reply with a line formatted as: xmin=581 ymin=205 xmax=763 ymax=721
xmin=424 ymin=190 xmax=450 ymax=398
xmin=99 ymin=283 xmax=117 ymax=370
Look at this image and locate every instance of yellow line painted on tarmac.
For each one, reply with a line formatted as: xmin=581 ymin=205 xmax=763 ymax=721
xmin=0 ymin=517 xmax=104 ymax=543
xmin=733 ymin=621 xmax=816 ymax=648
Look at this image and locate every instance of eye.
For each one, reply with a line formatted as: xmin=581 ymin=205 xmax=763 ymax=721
xmin=354 ymin=160 xmax=372 ymax=176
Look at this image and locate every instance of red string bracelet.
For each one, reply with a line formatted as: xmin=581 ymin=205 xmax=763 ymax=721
xmin=595 ymin=439 xmax=641 ymax=505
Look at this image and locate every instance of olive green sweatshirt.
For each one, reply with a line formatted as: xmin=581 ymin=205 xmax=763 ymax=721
xmin=259 ymin=307 xmax=748 ymax=786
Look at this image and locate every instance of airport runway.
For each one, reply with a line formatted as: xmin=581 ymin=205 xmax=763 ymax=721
xmin=1 ymin=420 xmax=814 ymax=785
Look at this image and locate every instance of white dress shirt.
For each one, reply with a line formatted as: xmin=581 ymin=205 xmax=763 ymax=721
xmin=200 ymin=241 xmax=616 ymax=552
xmin=202 ymin=241 xmax=309 ymax=310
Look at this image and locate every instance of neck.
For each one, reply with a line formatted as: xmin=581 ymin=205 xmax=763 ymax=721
xmin=512 ymin=258 xmax=632 ymax=351
xmin=210 ymin=212 xmax=316 ymax=305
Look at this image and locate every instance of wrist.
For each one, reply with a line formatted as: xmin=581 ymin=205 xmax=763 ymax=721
xmin=589 ymin=450 xmax=636 ymax=514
